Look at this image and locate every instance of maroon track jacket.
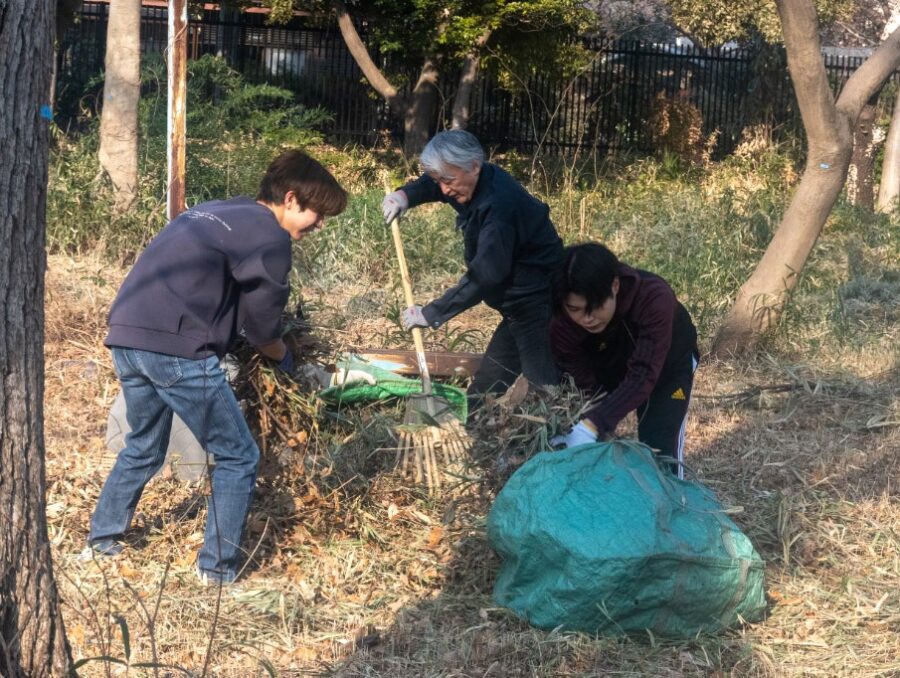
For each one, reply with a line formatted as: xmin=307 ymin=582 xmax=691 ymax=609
xmin=550 ymin=264 xmax=697 ymax=437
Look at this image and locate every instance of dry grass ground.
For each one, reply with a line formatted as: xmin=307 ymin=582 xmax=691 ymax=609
xmin=44 ymin=253 xmax=899 ymax=678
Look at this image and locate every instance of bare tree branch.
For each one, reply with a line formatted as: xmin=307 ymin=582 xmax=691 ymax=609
xmin=332 ymin=0 xmax=402 ymax=107
xmin=837 ymin=26 xmax=900 ymax=117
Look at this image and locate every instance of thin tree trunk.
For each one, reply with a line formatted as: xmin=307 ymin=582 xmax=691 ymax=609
xmin=451 ymin=29 xmax=491 ymax=130
xmin=847 ymin=102 xmax=878 ymax=209
xmin=877 ymin=91 xmax=900 ymax=212
xmin=167 ymin=0 xmax=188 ymax=219
xmin=0 ymin=1 xmax=72 ymax=676
xmin=98 ymin=0 xmax=141 ymax=214
xmin=876 ymin=3 xmax=900 ymax=213
xmin=713 ymin=1 xmax=900 ymax=357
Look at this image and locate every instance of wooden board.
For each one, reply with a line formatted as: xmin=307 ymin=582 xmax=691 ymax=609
xmin=348 ymin=349 xmax=483 ymax=378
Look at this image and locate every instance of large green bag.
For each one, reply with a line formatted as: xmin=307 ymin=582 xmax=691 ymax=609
xmin=487 ymin=441 xmax=766 ymax=637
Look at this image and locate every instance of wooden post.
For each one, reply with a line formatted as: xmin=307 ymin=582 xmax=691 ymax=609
xmin=167 ymin=0 xmax=188 ymax=219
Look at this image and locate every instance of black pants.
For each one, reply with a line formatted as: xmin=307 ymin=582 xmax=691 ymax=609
xmin=468 ymin=298 xmax=559 ymax=399
xmin=635 ymin=349 xmax=699 ymax=479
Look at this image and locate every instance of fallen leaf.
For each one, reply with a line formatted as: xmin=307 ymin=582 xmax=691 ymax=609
xmin=387 ymin=503 xmax=400 ymax=521
xmin=426 ymin=527 xmax=443 ymax=549
xmin=409 ymin=509 xmax=432 ymax=525
xmin=496 ymin=374 xmax=529 ymax=408
xmin=292 ymin=645 xmax=319 ymax=661
xmin=68 ymin=623 xmax=85 ymax=646
xmin=117 ymin=564 xmax=140 ymax=579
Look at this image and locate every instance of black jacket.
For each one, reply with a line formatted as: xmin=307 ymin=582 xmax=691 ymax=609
xmin=401 ymin=163 xmax=563 ymax=327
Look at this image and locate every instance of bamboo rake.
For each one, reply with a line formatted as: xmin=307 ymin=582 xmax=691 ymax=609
xmin=387 ymin=208 xmax=469 ymax=493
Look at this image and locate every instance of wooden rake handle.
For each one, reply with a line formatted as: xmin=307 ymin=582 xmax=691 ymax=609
xmin=388 ymin=214 xmax=434 ymax=397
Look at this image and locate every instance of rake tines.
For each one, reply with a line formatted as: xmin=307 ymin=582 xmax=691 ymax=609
xmin=395 ymin=399 xmax=470 ymax=494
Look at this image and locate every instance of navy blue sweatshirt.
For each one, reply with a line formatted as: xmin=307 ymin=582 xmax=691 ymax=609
xmin=550 ymin=265 xmax=698 ymax=437
xmin=105 ymin=197 xmax=291 ymax=359
xmin=401 ymin=163 xmax=563 ymax=327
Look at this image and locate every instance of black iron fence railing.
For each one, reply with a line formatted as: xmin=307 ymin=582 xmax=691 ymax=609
xmin=56 ymin=3 xmax=896 ymax=157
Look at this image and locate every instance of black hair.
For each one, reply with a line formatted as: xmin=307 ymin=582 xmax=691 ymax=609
xmin=257 ymin=149 xmax=348 ymax=216
xmin=552 ymin=243 xmax=621 ymax=313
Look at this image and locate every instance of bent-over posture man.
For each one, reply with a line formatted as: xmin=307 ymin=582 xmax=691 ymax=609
xmin=86 ymin=150 xmax=347 ymax=584
xmin=550 ymin=243 xmax=699 ymax=477
xmin=382 ymin=130 xmax=563 ymax=402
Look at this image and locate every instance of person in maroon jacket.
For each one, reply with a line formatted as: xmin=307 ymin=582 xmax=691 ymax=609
xmin=549 ymin=243 xmax=699 ymax=477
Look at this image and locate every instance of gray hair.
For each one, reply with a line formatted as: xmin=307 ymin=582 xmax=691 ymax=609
xmin=419 ymin=130 xmax=485 ymax=175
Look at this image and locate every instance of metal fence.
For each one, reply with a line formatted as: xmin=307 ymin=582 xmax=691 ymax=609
xmin=56 ymin=3 xmax=895 ymax=157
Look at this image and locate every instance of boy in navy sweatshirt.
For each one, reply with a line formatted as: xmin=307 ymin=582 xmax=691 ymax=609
xmin=550 ymin=243 xmax=699 ymax=477
xmin=87 ymin=150 xmax=347 ymax=584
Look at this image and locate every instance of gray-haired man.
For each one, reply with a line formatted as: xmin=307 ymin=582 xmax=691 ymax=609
xmin=382 ymin=130 xmax=563 ymax=403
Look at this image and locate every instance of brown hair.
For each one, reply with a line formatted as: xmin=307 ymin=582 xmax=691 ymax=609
xmin=257 ymin=149 xmax=348 ymax=216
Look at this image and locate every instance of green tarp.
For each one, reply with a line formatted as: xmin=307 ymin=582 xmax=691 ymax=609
xmin=318 ymin=355 xmax=468 ymax=422
xmin=487 ymin=440 xmax=766 ymax=637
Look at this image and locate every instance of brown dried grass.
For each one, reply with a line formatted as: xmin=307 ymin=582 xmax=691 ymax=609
xmin=44 ymin=253 xmax=900 ymax=677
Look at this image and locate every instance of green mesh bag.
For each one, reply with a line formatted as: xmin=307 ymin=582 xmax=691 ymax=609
xmin=318 ymin=355 xmax=468 ymax=422
xmin=487 ymin=440 xmax=766 ymax=637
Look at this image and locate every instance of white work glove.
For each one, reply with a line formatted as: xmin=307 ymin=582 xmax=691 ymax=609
xmin=382 ymin=190 xmax=409 ymax=223
xmin=401 ymin=305 xmax=429 ymax=330
xmin=331 ymin=368 xmax=377 ymax=386
xmin=550 ymin=420 xmax=598 ymax=449
xmin=295 ymin=364 xmax=378 ymax=389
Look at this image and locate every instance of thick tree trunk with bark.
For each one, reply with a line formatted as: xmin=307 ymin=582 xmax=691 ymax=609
xmin=99 ymin=0 xmax=141 ymax=213
xmin=404 ymin=60 xmax=440 ymax=157
xmin=0 ymin=2 xmax=72 ymax=676
xmin=451 ymin=30 xmax=491 ymax=130
xmin=877 ymin=92 xmax=900 ymax=212
xmin=451 ymin=54 xmax=480 ymax=129
xmin=713 ymin=0 xmax=900 ymax=357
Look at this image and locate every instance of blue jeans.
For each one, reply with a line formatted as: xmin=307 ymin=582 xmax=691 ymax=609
xmin=90 ymin=347 xmax=259 ymax=582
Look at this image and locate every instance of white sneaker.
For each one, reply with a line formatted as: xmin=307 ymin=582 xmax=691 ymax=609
xmin=194 ymin=566 xmax=238 ymax=588
xmin=77 ymin=541 xmax=123 ymax=562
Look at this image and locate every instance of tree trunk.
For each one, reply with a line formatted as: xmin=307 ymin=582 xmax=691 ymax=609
xmin=451 ymin=29 xmax=491 ymax=130
xmin=167 ymin=0 xmax=188 ymax=219
xmin=98 ymin=0 xmax=141 ymax=214
xmin=712 ymin=0 xmax=900 ymax=357
xmin=0 ymin=1 xmax=73 ymax=677
xmin=877 ymin=3 xmax=900 ymax=213
xmin=846 ymin=102 xmax=878 ymax=209
xmin=333 ymin=0 xmax=407 ymax=130
xmin=451 ymin=54 xmax=479 ymax=130
xmin=403 ymin=59 xmax=440 ymax=156
xmin=877 ymin=91 xmax=900 ymax=212
xmin=334 ymin=0 xmax=451 ymax=157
